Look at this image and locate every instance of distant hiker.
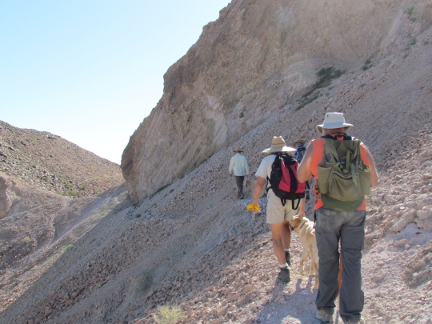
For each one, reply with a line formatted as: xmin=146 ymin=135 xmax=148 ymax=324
xmin=297 ymin=112 xmax=379 ymax=324
xmin=292 ymin=139 xmax=307 ymax=163
xmin=229 ymin=147 xmax=250 ymax=199
xmin=248 ymin=136 xmax=306 ymax=283
xmin=292 ymin=139 xmax=311 ymax=200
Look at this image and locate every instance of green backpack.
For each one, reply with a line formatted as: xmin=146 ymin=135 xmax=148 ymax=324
xmin=317 ymin=136 xmax=371 ymax=211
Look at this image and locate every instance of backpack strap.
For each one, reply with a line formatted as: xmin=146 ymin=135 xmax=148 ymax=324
xmin=291 ymin=198 xmax=300 ymax=210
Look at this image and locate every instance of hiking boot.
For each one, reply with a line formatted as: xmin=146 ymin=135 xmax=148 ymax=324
xmin=315 ymin=309 xmax=334 ymax=323
xmin=285 ymin=251 xmax=291 ymax=266
xmin=277 ymin=267 xmax=290 ymax=283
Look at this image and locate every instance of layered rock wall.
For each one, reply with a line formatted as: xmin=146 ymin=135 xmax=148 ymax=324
xmin=121 ymin=0 xmax=432 ymax=203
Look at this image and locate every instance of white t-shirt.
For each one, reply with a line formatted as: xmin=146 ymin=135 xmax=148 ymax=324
xmin=255 ymin=154 xmax=277 ymax=189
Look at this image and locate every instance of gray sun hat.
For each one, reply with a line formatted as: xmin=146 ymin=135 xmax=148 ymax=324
xmin=261 ymin=136 xmax=296 ymax=154
xmin=316 ymin=112 xmax=353 ymax=133
xmin=233 ymin=147 xmax=243 ymax=153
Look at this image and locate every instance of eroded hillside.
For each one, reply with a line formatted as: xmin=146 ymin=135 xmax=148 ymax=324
xmin=0 ymin=122 xmax=125 ymax=317
xmin=0 ymin=121 xmax=123 ymax=201
xmin=1 ymin=0 xmax=432 ymax=323
xmin=121 ymin=0 xmax=432 ymax=203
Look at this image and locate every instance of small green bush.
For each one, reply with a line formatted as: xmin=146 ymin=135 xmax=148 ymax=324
xmin=65 ymin=183 xmax=71 ymax=189
xmin=22 ymin=236 xmax=31 ymax=243
xmin=138 ymin=271 xmax=153 ymax=293
xmin=153 ymin=183 xmax=171 ymax=196
xmin=362 ymin=58 xmax=373 ymax=70
xmin=69 ymin=190 xmax=78 ymax=197
xmin=80 ymin=183 xmax=87 ymax=190
xmin=154 ymin=305 xmax=184 ymax=324
xmin=406 ymin=6 xmax=414 ymax=16
xmin=406 ymin=7 xmax=417 ymax=21
xmin=296 ymin=93 xmax=319 ymax=110
xmin=55 ymin=190 xmax=67 ymax=196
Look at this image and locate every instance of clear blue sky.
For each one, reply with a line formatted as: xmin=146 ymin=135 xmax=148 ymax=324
xmin=0 ymin=0 xmax=230 ymax=164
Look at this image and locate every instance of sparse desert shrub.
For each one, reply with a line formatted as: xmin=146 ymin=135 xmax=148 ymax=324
xmin=406 ymin=6 xmax=414 ymax=16
xmin=154 ymin=305 xmax=184 ymax=324
xmin=152 ymin=183 xmax=171 ymax=197
xmin=138 ymin=271 xmax=153 ymax=293
xmin=316 ymin=67 xmax=343 ymax=88
xmin=362 ymin=58 xmax=373 ymax=70
xmin=296 ymin=93 xmax=319 ymax=110
xmin=22 ymin=236 xmax=31 ymax=243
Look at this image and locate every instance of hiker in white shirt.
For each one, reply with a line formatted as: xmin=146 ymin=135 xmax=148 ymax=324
xmin=229 ymin=147 xmax=250 ymax=199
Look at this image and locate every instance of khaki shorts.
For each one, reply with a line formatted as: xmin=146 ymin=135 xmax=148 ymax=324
xmin=266 ymin=190 xmax=298 ymax=224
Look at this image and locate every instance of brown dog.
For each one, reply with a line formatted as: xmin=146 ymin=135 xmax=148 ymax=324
xmin=290 ymin=214 xmax=319 ymax=288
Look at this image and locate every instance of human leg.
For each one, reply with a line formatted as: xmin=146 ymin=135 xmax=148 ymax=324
xmin=266 ymin=192 xmax=295 ymax=282
xmin=282 ymin=220 xmax=291 ymax=265
xmin=315 ymin=207 xmax=344 ymax=318
xmin=270 ymin=223 xmax=287 ymax=265
xmin=339 ymin=210 xmax=366 ymax=323
xmin=234 ymin=176 xmax=245 ymax=198
xmin=270 ymin=223 xmax=291 ymax=283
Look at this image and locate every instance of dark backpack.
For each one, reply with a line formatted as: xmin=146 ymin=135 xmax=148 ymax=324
xmin=294 ymin=145 xmax=307 ymax=163
xmin=267 ymin=153 xmax=306 ymax=209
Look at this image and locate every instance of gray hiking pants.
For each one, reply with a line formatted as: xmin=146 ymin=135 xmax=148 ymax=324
xmin=315 ymin=207 xmax=366 ymax=323
xmin=234 ymin=175 xmax=244 ymax=197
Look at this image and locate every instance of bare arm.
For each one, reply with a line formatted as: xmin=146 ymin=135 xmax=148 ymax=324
xmin=364 ymin=145 xmax=379 ymax=187
xmin=297 ymin=197 xmax=306 ymax=216
xmin=252 ymin=176 xmax=266 ymax=205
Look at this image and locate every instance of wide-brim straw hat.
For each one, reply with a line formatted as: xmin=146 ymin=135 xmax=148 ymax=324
xmin=233 ymin=147 xmax=243 ymax=153
xmin=316 ymin=112 xmax=353 ymax=133
xmin=261 ymin=136 xmax=296 ymax=154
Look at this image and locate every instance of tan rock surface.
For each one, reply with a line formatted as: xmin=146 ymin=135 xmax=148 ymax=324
xmin=121 ymin=0 xmax=432 ymax=204
xmin=2 ymin=0 xmax=432 ymax=323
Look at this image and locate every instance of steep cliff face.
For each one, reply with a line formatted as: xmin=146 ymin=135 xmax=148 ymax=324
xmin=121 ymin=0 xmax=432 ymax=203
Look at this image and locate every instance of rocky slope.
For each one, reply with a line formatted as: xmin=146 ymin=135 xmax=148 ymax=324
xmin=0 ymin=122 xmax=125 ymax=319
xmin=0 ymin=120 xmax=123 ymax=202
xmin=121 ymin=0 xmax=432 ymax=204
xmin=2 ymin=0 xmax=432 ymax=323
